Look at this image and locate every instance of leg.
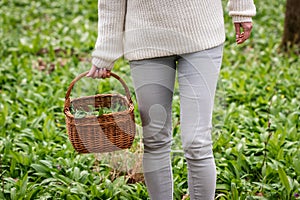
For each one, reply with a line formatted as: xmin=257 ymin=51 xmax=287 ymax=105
xmin=177 ymin=44 xmax=224 ymax=200
xmin=130 ymin=56 xmax=177 ymax=200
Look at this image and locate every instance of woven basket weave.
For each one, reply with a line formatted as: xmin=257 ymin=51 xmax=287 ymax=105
xmin=64 ymin=71 xmax=136 ymax=153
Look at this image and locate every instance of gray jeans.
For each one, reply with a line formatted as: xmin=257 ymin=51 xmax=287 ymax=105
xmin=130 ymin=44 xmax=223 ymax=200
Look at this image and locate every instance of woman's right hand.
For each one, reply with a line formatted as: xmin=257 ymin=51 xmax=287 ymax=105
xmin=86 ymin=65 xmax=111 ymax=79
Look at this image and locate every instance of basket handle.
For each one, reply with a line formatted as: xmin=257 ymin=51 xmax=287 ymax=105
xmin=64 ymin=71 xmax=133 ymax=112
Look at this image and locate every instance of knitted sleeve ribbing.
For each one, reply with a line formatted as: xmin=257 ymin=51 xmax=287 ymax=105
xmin=228 ymin=0 xmax=256 ymax=23
xmin=91 ymin=0 xmax=126 ymax=70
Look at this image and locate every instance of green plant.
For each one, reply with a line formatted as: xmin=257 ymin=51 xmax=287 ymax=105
xmin=0 ymin=0 xmax=299 ymax=199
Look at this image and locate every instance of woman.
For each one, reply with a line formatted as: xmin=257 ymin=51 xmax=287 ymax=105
xmin=87 ymin=0 xmax=256 ymax=199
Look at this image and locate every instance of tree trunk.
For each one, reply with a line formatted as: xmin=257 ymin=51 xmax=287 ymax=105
xmin=282 ymin=0 xmax=300 ymax=49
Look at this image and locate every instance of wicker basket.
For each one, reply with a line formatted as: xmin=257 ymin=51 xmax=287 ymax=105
xmin=64 ymin=71 xmax=136 ymax=153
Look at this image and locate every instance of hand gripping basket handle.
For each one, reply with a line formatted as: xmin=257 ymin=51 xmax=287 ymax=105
xmin=64 ymin=71 xmax=133 ymax=112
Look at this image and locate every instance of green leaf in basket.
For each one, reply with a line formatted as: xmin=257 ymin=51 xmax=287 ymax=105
xmin=98 ymin=108 xmax=104 ymax=116
xmin=91 ymin=111 xmax=98 ymax=116
xmin=114 ymin=104 xmax=121 ymax=112
xmin=87 ymin=105 xmax=95 ymax=112
xmin=103 ymin=107 xmax=112 ymax=114
xmin=74 ymin=110 xmax=87 ymax=118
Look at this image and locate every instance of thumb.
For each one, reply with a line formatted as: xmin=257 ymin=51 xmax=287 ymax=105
xmin=86 ymin=65 xmax=97 ymax=77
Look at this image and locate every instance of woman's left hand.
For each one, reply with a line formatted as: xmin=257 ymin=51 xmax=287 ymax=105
xmin=234 ymin=22 xmax=253 ymax=44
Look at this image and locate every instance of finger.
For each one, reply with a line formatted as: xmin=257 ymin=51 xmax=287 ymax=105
xmin=100 ymin=69 xmax=105 ymax=79
xmin=234 ymin=23 xmax=241 ymax=39
xmin=103 ymin=68 xmax=109 ymax=79
xmin=101 ymin=68 xmax=108 ymax=79
xmin=243 ymin=29 xmax=251 ymax=41
xmin=106 ymin=70 xmax=111 ymax=78
xmin=243 ymin=31 xmax=250 ymax=41
xmin=237 ymin=32 xmax=245 ymax=44
xmin=96 ymin=68 xmax=102 ymax=79
xmin=101 ymin=68 xmax=109 ymax=79
xmin=99 ymin=68 xmax=110 ymax=79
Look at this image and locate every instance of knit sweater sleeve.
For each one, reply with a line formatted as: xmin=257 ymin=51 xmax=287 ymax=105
xmin=91 ymin=0 xmax=126 ymax=70
xmin=228 ymin=0 xmax=256 ymax=23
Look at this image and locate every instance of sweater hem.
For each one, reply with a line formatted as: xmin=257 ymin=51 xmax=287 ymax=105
xmin=124 ymin=40 xmax=225 ymax=62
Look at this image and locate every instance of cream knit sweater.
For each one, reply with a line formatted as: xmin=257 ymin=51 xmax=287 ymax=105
xmin=91 ymin=0 xmax=256 ymax=69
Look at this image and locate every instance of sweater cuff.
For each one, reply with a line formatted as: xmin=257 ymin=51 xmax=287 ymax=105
xmin=228 ymin=0 xmax=256 ymax=22
xmin=232 ymin=16 xmax=253 ymax=23
xmin=91 ymin=57 xmax=114 ymax=70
